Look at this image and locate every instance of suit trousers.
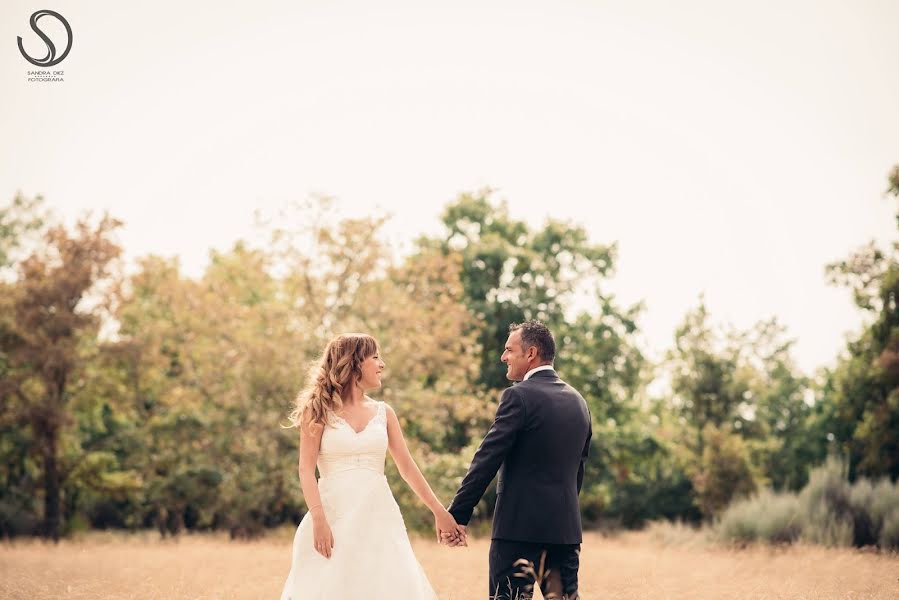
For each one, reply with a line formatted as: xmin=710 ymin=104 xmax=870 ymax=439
xmin=488 ymin=539 xmax=580 ymax=600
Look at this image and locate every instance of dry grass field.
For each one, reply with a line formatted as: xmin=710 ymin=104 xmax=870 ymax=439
xmin=1 ymin=529 xmax=897 ymax=599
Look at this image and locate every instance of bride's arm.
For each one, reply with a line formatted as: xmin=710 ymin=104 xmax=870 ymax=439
xmin=385 ymin=404 xmax=465 ymax=542
xmin=299 ymin=420 xmax=334 ymax=558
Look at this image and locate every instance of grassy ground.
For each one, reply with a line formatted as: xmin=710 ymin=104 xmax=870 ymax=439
xmin=1 ymin=529 xmax=897 ymax=599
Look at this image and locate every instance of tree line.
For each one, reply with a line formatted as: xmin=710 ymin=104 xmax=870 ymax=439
xmin=1 ymin=169 xmax=898 ymax=542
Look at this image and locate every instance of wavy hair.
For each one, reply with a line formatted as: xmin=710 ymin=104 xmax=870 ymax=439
xmin=286 ymin=333 xmax=380 ymax=429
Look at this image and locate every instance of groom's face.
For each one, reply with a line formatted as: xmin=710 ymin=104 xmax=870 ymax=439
xmin=501 ymin=330 xmax=530 ymax=382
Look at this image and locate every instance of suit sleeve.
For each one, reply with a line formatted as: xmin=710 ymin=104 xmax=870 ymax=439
xmin=577 ymin=413 xmax=592 ymax=494
xmin=448 ymin=387 xmax=526 ymax=525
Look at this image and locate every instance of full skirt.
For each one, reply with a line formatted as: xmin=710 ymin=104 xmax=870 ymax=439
xmin=279 ymin=469 xmax=438 ymax=599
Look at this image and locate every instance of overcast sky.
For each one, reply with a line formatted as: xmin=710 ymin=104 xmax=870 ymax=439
xmin=3 ymin=0 xmax=899 ymax=374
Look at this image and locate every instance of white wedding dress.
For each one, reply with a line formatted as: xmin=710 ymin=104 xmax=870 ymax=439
xmin=280 ymin=400 xmax=438 ymax=599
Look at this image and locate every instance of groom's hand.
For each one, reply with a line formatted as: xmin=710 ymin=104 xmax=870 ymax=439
xmin=440 ymin=524 xmax=467 ymax=547
xmin=435 ymin=507 xmax=467 ymax=546
xmin=436 ymin=525 xmax=466 ymax=546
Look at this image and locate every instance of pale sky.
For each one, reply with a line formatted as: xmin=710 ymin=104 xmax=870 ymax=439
xmin=3 ymin=0 xmax=899 ymax=375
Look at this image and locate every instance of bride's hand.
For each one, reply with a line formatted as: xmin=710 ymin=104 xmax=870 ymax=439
xmin=312 ymin=513 xmax=334 ymax=559
xmin=434 ymin=507 xmax=466 ymax=546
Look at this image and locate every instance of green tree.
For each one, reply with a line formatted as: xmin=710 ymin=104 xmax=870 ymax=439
xmin=94 ymin=199 xmax=487 ymax=537
xmin=666 ymin=301 xmax=817 ymax=517
xmin=430 ymin=189 xmax=626 ymax=389
xmin=743 ymin=319 xmax=815 ymax=491
xmin=692 ymin=423 xmax=758 ymax=518
xmin=109 ymin=248 xmax=300 ymax=538
xmin=0 ymin=193 xmax=48 ymax=270
xmin=0 ymin=215 xmax=122 ymax=540
xmin=424 ymin=190 xmax=663 ymax=526
xmin=819 ymin=164 xmax=899 ymax=480
xmin=668 ymin=301 xmax=751 ymax=456
xmin=0 ymin=194 xmax=48 ymax=537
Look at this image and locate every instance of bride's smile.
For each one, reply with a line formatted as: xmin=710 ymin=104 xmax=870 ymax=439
xmin=358 ymin=353 xmax=386 ymax=389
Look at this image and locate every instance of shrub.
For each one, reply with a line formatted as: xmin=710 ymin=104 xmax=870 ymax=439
xmin=848 ymin=479 xmax=878 ymax=546
xmin=0 ymin=497 xmax=40 ymax=538
xmin=692 ymin=425 xmax=758 ymax=518
xmin=879 ymin=507 xmax=899 ymax=550
xmin=716 ymin=490 xmax=801 ymax=545
xmin=710 ymin=457 xmax=899 ymax=550
xmin=799 ymin=457 xmax=854 ymax=547
xmin=868 ymin=478 xmax=899 ymax=549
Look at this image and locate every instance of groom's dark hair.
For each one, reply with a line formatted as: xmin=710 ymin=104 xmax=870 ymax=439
xmin=510 ymin=320 xmax=555 ymax=362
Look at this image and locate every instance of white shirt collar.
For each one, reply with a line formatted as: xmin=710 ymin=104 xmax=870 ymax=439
xmin=523 ymin=365 xmax=554 ymax=381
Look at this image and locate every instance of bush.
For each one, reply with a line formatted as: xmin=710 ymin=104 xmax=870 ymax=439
xmin=716 ymin=490 xmax=801 ymax=545
xmin=848 ymin=479 xmax=879 ymax=546
xmin=799 ymin=457 xmax=854 ymax=547
xmin=868 ymin=478 xmax=899 ymax=549
xmin=879 ymin=507 xmax=899 ymax=550
xmin=712 ymin=457 xmax=899 ymax=550
xmin=0 ymin=498 xmax=39 ymax=538
xmin=692 ymin=425 xmax=758 ymax=518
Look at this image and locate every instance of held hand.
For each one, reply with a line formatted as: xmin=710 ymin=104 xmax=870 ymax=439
xmin=312 ymin=514 xmax=335 ymax=559
xmin=434 ymin=508 xmax=466 ymax=546
xmin=439 ymin=523 xmax=467 ymax=547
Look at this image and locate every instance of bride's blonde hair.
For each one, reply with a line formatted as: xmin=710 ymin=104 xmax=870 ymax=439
xmin=287 ymin=333 xmax=380 ymax=429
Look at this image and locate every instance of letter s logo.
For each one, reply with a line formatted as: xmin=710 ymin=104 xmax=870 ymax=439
xmin=17 ymin=10 xmax=73 ymax=67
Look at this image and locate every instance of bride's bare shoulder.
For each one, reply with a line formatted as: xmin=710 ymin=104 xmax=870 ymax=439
xmin=381 ymin=401 xmax=398 ymax=420
xmin=300 ymin=419 xmax=325 ymax=437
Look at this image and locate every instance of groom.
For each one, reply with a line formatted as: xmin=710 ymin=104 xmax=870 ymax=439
xmin=443 ymin=320 xmax=592 ymax=600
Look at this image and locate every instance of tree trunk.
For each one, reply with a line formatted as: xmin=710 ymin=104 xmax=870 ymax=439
xmin=42 ymin=431 xmax=60 ymax=542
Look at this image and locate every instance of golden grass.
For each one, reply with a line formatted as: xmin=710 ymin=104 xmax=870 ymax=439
xmin=1 ymin=529 xmax=897 ymax=599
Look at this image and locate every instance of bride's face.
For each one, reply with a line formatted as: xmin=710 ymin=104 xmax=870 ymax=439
xmin=358 ymin=353 xmax=385 ymax=390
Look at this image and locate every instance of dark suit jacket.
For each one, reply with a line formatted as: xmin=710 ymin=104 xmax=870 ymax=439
xmin=448 ymin=369 xmax=592 ymax=544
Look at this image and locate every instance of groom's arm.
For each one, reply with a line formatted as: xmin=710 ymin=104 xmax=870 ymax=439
xmin=448 ymin=387 xmax=526 ymax=525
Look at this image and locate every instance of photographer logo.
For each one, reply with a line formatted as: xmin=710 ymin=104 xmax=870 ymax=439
xmin=17 ymin=9 xmax=72 ymax=82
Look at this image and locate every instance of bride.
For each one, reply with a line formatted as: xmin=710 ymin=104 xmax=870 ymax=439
xmin=280 ymin=333 xmax=465 ymax=599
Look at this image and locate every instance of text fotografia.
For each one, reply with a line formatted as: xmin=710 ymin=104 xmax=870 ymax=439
xmin=28 ymin=69 xmax=64 ymax=83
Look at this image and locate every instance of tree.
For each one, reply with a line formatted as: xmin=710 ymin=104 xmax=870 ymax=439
xmin=94 ymin=198 xmax=487 ymax=537
xmin=109 ymin=248 xmax=300 ymax=538
xmin=0 ymin=193 xmax=48 ymax=271
xmin=666 ymin=301 xmax=817 ymax=518
xmin=429 ymin=189 xmax=625 ymax=389
xmin=819 ymin=164 xmax=899 ymax=480
xmin=667 ymin=301 xmax=751 ymax=456
xmin=743 ymin=319 xmax=815 ymax=490
xmin=0 ymin=215 xmax=122 ymax=540
xmin=691 ymin=424 xmax=758 ymax=518
xmin=421 ymin=190 xmax=664 ymax=526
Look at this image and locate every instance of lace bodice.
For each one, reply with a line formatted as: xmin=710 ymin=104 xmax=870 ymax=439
xmin=317 ymin=401 xmax=388 ymax=478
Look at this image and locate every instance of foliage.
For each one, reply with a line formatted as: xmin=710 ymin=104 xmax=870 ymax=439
xmin=715 ymin=489 xmax=801 ymax=545
xmin=0 ymin=209 xmax=122 ymax=540
xmin=2 ymin=165 xmax=898 ymax=545
xmin=817 ymin=166 xmax=899 ymax=481
xmin=0 ymin=193 xmax=48 ymax=271
xmin=691 ymin=424 xmax=758 ymax=518
xmin=425 ymin=190 xmax=674 ymax=527
xmin=717 ymin=457 xmax=899 ymax=550
xmin=664 ymin=300 xmax=818 ymax=520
